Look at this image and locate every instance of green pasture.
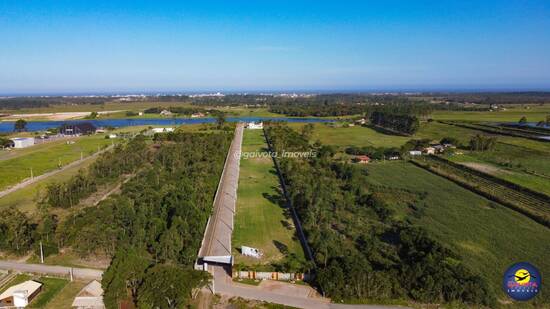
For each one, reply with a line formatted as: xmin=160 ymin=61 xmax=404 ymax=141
xmin=233 ymin=129 xmax=305 ymax=266
xmin=364 ymin=161 xmax=550 ymax=299
xmin=43 ymin=281 xmax=87 ymax=309
xmin=0 ymin=135 xmax=113 ymax=191
xmin=287 ymin=123 xmax=410 ymax=148
xmin=431 ymin=104 xmax=550 ymax=122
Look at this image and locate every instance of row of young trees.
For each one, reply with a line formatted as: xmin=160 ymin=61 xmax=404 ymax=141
xmin=265 ymin=124 xmax=494 ymax=306
xmin=43 ymin=136 xmax=149 ymax=208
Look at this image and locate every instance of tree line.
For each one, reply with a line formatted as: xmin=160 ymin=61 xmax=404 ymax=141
xmin=369 ymin=111 xmax=420 ymax=135
xmin=43 ymin=136 xmax=149 ymax=208
xmin=264 ymin=123 xmax=494 ymax=306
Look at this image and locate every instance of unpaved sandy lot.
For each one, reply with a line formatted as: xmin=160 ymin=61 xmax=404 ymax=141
xmin=1 ymin=110 xmax=123 ymax=121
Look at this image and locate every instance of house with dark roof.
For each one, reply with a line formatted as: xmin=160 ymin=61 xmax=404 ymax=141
xmin=60 ymin=123 xmax=97 ymax=136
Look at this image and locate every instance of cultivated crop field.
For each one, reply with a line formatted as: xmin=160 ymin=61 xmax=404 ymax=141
xmin=232 ymin=129 xmax=305 ymax=266
xmin=364 ymin=161 xmax=550 ymax=298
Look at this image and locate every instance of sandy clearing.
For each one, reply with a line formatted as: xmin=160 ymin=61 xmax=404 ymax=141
xmin=1 ymin=110 xmax=124 ymax=121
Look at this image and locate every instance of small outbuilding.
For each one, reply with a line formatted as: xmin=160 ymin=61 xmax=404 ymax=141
xmin=10 ymin=137 xmax=35 ymax=148
xmin=246 ymin=122 xmax=263 ymax=129
xmin=409 ymin=150 xmax=422 ymax=156
xmin=151 ymin=127 xmax=175 ymax=133
xmin=72 ymin=280 xmax=105 ymax=309
xmin=423 ymin=147 xmax=436 ymax=155
xmin=241 ymin=246 xmax=262 ymax=259
xmin=0 ymin=280 xmax=42 ymax=308
xmin=354 ymin=155 xmax=371 ymax=164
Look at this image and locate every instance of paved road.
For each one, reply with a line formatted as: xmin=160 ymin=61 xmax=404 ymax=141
xmin=0 ymin=145 xmax=113 ymax=199
xmin=0 ymin=261 xmax=103 ymax=281
xmin=198 ymin=123 xmax=244 ymax=259
xmin=211 ymin=265 xmax=408 ymax=309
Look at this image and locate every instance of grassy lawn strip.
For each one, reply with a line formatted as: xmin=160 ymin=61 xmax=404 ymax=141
xmin=364 ymin=161 xmax=550 ymax=298
xmin=233 ymin=278 xmax=261 ymax=286
xmin=43 ymin=280 xmax=87 ymax=309
xmin=233 ymin=129 xmax=305 ymax=266
xmin=29 ymin=277 xmax=68 ymax=308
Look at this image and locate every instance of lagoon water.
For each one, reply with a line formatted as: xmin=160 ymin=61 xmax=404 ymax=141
xmin=0 ymin=117 xmax=334 ymax=133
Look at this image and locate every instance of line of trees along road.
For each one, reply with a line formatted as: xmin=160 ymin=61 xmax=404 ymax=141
xmin=265 ymin=123 xmax=494 ymax=306
xmin=0 ymin=131 xmax=232 ymax=308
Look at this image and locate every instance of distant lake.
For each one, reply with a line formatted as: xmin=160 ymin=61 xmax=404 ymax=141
xmin=0 ymin=117 xmax=334 ymax=133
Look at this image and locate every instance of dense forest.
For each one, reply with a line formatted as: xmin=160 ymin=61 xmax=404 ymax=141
xmin=265 ymin=124 xmax=494 ymax=306
xmin=1 ymin=131 xmax=232 ymax=308
xmin=420 ymin=92 xmax=550 ymax=105
xmin=369 ymin=111 xmax=420 ymax=135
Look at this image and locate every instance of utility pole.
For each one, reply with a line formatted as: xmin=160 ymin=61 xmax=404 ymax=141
xmin=30 ymin=168 xmax=33 ymax=180
xmin=40 ymin=241 xmax=44 ymax=264
xmin=70 ymin=268 xmax=74 ymax=282
xmin=80 ymin=151 xmax=83 ymax=160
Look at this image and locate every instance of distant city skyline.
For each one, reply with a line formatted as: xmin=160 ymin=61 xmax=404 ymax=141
xmin=1 ymin=0 xmax=549 ymax=93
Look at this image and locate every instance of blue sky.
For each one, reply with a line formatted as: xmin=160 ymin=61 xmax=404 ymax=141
xmin=0 ymin=0 xmax=549 ymax=94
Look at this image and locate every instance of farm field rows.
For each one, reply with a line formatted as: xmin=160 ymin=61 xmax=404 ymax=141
xmin=232 ymin=129 xmax=305 ymax=267
xmin=411 ymin=156 xmax=550 ymax=225
xmin=363 ymin=161 xmax=550 ymax=298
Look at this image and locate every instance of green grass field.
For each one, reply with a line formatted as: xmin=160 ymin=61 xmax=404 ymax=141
xmin=43 ymin=281 xmax=87 ymax=309
xmin=233 ymin=129 xmax=305 ymax=266
xmin=364 ymin=161 xmax=550 ymax=299
xmin=0 ymin=135 xmax=113 ymax=191
xmin=287 ymin=123 xmax=410 ymax=149
xmin=0 ymin=156 xmax=96 ymax=213
xmin=29 ymin=277 xmax=68 ymax=308
xmin=431 ymin=104 xmax=550 ymax=122
xmin=286 ymin=121 xmax=550 ymax=195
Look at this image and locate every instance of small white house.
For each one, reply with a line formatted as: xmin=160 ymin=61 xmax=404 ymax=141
xmin=241 ymin=246 xmax=262 ymax=258
xmin=160 ymin=110 xmax=173 ymax=116
xmin=409 ymin=150 xmax=422 ymax=156
xmin=151 ymin=127 xmax=175 ymax=133
xmin=0 ymin=280 xmax=42 ymax=308
xmin=108 ymin=134 xmax=117 ymax=139
xmin=10 ymin=137 xmax=35 ymax=148
xmin=424 ymin=147 xmax=436 ymax=155
xmin=246 ymin=122 xmax=263 ymax=129
xmin=72 ymin=280 xmax=105 ymax=309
